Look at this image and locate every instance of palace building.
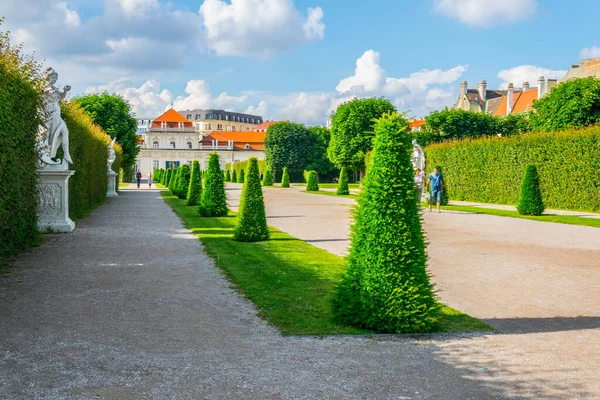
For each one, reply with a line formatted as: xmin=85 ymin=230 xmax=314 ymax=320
xmin=136 ymin=108 xmax=267 ymax=174
xmin=177 ymin=109 xmax=264 ymax=138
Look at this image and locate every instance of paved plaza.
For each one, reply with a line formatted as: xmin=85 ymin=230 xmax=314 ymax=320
xmin=1 ymin=185 xmax=598 ymax=399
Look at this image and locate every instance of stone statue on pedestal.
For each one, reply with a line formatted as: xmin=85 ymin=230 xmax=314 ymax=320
xmin=411 ymin=139 xmax=426 ymax=172
xmin=106 ymin=138 xmax=118 ymax=198
xmin=107 ymin=138 xmax=116 ymax=172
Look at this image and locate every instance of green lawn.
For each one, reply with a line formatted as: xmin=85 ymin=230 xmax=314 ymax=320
xmin=161 ymin=192 xmax=492 ymax=335
xmin=118 ymin=183 xmax=129 ymax=188
xmin=293 ymin=183 xmax=360 ymax=189
xmin=301 ymin=190 xmax=358 ymax=199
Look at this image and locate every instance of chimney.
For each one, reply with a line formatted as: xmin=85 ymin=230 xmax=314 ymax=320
xmin=478 ymin=80 xmax=487 ymax=101
xmin=460 ymin=81 xmax=468 ymax=97
xmin=507 ymin=83 xmax=514 ymax=115
xmin=537 ymin=76 xmax=545 ymax=99
xmin=522 ymin=81 xmax=530 ymax=90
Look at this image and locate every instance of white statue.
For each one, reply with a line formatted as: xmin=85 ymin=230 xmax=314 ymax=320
xmin=37 ymin=67 xmax=72 ymax=166
xmin=107 ymin=138 xmax=116 ymax=172
xmin=411 ymin=139 xmax=425 ymax=172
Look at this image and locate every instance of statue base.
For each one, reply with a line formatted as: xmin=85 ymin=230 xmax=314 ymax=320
xmin=107 ymin=169 xmax=118 ymax=198
xmin=37 ymin=162 xmax=75 ymax=233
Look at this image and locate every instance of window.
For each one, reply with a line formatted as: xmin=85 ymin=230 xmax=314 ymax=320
xmin=251 ymin=118 xmax=254 ymax=124
xmin=153 ymin=160 xmax=159 ymax=170
xmin=225 ymin=115 xmax=229 ymax=121
xmin=195 ymin=114 xmax=201 ymax=120
xmin=246 ymin=127 xmax=250 ymax=131
xmin=187 ymin=142 xmax=192 ymax=149
xmin=237 ymin=116 xmax=240 ymax=122
xmin=232 ymin=125 xmax=236 ymax=131
xmin=152 ymin=141 xmax=159 ymax=149
xmin=168 ymin=123 xmax=173 ymax=128
xmin=170 ymin=141 xmax=176 ymax=149
xmin=205 ymin=123 xmax=212 ymax=130
xmin=245 ymin=144 xmax=250 ymax=150
xmin=187 ymin=114 xmax=192 ymax=119
xmin=217 ymin=124 xmax=223 ymax=130
xmin=226 ymin=125 xmax=230 ymax=131
xmin=218 ymin=114 xmax=222 ymax=120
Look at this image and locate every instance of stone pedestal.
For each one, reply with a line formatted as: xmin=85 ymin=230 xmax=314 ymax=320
xmin=107 ymin=169 xmax=118 ymax=198
xmin=37 ymin=163 xmax=75 ymax=233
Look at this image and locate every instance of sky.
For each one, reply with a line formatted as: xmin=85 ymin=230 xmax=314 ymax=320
xmin=2 ymin=0 xmax=600 ymax=124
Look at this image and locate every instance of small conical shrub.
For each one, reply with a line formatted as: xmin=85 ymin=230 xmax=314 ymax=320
xmin=517 ymin=164 xmax=545 ymax=216
xmin=234 ymin=158 xmax=270 ymax=242
xmin=187 ymin=161 xmax=202 ymax=206
xmin=176 ymin=164 xmax=191 ymax=199
xmin=306 ymin=171 xmax=319 ymax=191
xmin=337 ymin=167 xmax=349 ymax=195
xmin=164 ymin=169 xmax=172 ymax=186
xmin=199 ymin=153 xmax=228 ymax=217
xmin=225 ymin=169 xmax=231 ymax=182
xmin=262 ymin=169 xmax=273 ymax=186
xmin=231 ymin=169 xmax=237 ymax=183
xmin=237 ymin=168 xmax=245 ymax=183
xmin=332 ymin=112 xmax=440 ymax=333
xmin=169 ymin=167 xmax=181 ymax=194
xmin=281 ymin=167 xmax=290 ymax=188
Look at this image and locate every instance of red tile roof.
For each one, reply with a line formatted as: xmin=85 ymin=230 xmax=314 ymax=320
xmin=409 ymin=119 xmax=426 ymax=129
xmin=151 ymin=109 xmax=194 ymax=128
xmin=253 ymin=121 xmax=279 ymax=131
xmin=493 ymin=92 xmax=522 ymax=117
xmin=511 ymin=88 xmax=538 ymax=114
xmin=202 ymin=130 xmax=266 ymax=151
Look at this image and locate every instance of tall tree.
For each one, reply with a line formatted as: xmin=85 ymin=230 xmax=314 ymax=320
xmin=74 ymin=93 xmax=139 ymax=171
xmin=264 ymin=122 xmax=313 ymax=173
xmin=328 ymin=98 xmax=396 ymax=171
xmin=306 ymin=126 xmax=335 ymax=176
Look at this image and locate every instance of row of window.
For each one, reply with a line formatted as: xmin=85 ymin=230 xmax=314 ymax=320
xmin=186 ymin=113 xmax=261 ymax=124
xmin=152 ymin=141 xmax=252 ymax=150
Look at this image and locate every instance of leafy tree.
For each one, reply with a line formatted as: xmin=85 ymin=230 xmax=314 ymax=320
xmin=176 ymin=164 xmax=191 ymax=200
xmin=281 ymin=167 xmax=290 ymax=188
xmin=425 ymin=108 xmax=501 ymax=142
xmin=517 ymin=164 xmax=545 ymax=216
xmin=306 ymin=171 xmax=319 ymax=191
xmin=187 ymin=161 xmax=202 ymax=206
xmin=74 ymin=92 xmax=139 ymax=172
xmin=231 ymin=169 xmax=237 ymax=183
xmin=234 ymin=158 xmax=270 ymax=242
xmin=265 ymin=122 xmax=314 ymax=173
xmin=199 ymin=154 xmax=228 ymax=217
xmin=498 ymin=113 xmax=531 ymax=136
xmin=237 ymin=168 xmax=245 ymax=183
xmin=337 ymin=167 xmax=350 ymax=195
xmin=225 ymin=169 xmax=231 ymax=182
xmin=262 ymin=169 xmax=273 ymax=186
xmin=328 ymin=98 xmax=396 ymax=171
xmin=332 ymin=112 xmax=440 ymax=333
xmin=530 ymin=77 xmax=600 ymax=132
xmin=307 ymin=126 xmax=335 ymax=175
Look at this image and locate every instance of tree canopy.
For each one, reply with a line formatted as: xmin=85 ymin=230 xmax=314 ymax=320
xmin=74 ymin=92 xmax=139 ymax=171
xmin=264 ymin=122 xmax=314 ymax=173
xmin=327 ymin=98 xmax=396 ymax=170
xmin=530 ymin=77 xmax=600 ymax=132
xmin=306 ymin=126 xmax=335 ymax=176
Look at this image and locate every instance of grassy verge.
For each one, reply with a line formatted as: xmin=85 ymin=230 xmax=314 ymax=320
xmin=293 ymin=183 xmax=360 ymax=189
xmin=161 ymin=191 xmax=492 ymax=335
xmin=301 ymin=190 xmax=358 ymax=199
xmin=118 ymin=183 xmax=129 ymax=188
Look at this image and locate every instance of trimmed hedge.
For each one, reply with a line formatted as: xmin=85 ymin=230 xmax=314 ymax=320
xmin=234 ymin=158 xmax=270 ymax=242
xmin=425 ymin=127 xmax=600 ymax=212
xmin=337 ymin=167 xmax=349 ymax=195
xmin=225 ymin=169 xmax=231 ymax=182
xmin=517 ymin=164 xmax=545 ymax=215
xmin=262 ymin=169 xmax=273 ymax=186
xmin=61 ymin=102 xmax=123 ymax=220
xmin=199 ymin=153 xmax=228 ymax=217
xmin=169 ymin=166 xmax=179 ymax=194
xmin=0 ymin=32 xmax=42 ymax=260
xmin=306 ymin=171 xmax=319 ymax=191
xmin=226 ymin=159 xmax=267 ymax=182
xmin=186 ymin=161 xmax=202 ymax=206
xmin=231 ymin=169 xmax=237 ymax=183
xmin=176 ymin=164 xmax=191 ymax=199
xmin=164 ymin=168 xmax=172 ymax=187
xmin=237 ymin=168 xmax=245 ymax=183
xmin=281 ymin=167 xmax=290 ymax=188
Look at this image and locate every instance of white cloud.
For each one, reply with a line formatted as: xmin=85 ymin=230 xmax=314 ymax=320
xmin=198 ymin=0 xmax=325 ymax=56
xmin=497 ymin=65 xmax=566 ymax=89
xmin=56 ymin=2 xmax=81 ymax=27
xmin=434 ymin=0 xmax=538 ymax=28
xmin=580 ymin=46 xmax=600 ymax=60
xmin=114 ymin=0 xmax=160 ymax=17
xmin=336 ymin=50 xmax=386 ymax=93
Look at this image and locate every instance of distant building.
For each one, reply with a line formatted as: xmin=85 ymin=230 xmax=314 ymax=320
xmin=177 ymin=109 xmax=263 ymax=138
xmin=253 ymin=121 xmax=279 ymax=132
xmin=409 ymin=118 xmax=426 ymax=132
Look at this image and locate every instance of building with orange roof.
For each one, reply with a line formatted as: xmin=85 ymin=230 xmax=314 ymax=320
xmin=136 ymin=108 xmax=266 ymax=173
xmin=409 ymin=118 xmax=426 ymax=132
xmin=177 ymin=108 xmax=264 ymax=137
xmin=253 ymin=121 xmax=279 ymax=132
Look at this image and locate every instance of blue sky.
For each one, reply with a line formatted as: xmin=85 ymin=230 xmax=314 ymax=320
xmin=2 ymin=0 xmax=599 ymax=123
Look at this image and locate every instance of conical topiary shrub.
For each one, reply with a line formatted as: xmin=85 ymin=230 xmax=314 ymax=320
xmin=234 ymin=158 xmax=270 ymax=242
xmin=517 ymin=164 xmax=545 ymax=216
xmin=332 ymin=112 xmax=440 ymax=333
xmin=231 ymin=169 xmax=237 ymax=183
xmin=199 ymin=153 xmax=228 ymax=217
xmin=225 ymin=169 xmax=231 ymax=182
xmin=281 ymin=167 xmax=290 ymax=188
xmin=187 ymin=161 xmax=202 ymax=206
xmin=262 ymin=169 xmax=273 ymax=186
xmin=176 ymin=164 xmax=191 ymax=199
xmin=306 ymin=171 xmax=319 ymax=191
xmin=237 ymin=168 xmax=245 ymax=183
xmin=164 ymin=168 xmax=172 ymax=186
xmin=337 ymin=167 xmax=349 ymax=195
xmin=170 ymin=167 xmax=181 ymax=195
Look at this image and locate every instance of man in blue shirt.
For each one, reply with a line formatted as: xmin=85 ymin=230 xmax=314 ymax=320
xmin=427 ymin=167 xmax=443 ymax=213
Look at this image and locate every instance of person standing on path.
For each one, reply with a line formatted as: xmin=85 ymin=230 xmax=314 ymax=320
xmin=148 ymin=173 xmax=152 ymax=188
xmin=414 ymin=168 xmax=425 ymax=206
xmin=427 ymin=167 xmax=443 ymax=213
xmin=136 ymin=171 xmax=142 ymax=189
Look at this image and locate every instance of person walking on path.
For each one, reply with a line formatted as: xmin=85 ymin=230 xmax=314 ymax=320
xmin=414 ymin=168 xmax=425 ymax=206
xmin=148 ymin=173 xmax=152 ymax=188
xmin=136 ymin=171 xmax=142 ymax=189
xmin=427 ymin=167 xmax=443 ymax=213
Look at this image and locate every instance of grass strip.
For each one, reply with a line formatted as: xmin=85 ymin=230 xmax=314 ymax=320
xmin=293 ymin=183 xmax=360 ymax=189
xmin=161 ymin=192 xmax=492 ymax=335
xmin=301 ymin=190 xmax=358 ymax=199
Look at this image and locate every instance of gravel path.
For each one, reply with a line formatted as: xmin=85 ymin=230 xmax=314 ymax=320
xmin=1 ymin=185 xmax=598 ymax=399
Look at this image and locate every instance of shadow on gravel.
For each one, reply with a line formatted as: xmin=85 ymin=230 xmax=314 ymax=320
xmin=483 ymin=316 xmax=600 ymax=334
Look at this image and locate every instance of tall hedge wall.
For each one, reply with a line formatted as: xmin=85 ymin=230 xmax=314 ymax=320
xmin=425 ymin=127 xmax=600 ymax=211
xmin=0 ymin=38 xmax=42 ymax=261
xmin=61 ymin=102 xmax=123 ymax=220
xmin=226 ymin=160 xmax=268 ymax=180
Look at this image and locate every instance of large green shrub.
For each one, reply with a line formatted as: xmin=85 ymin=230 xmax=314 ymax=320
xmin=517 ymin=164 xmax=545 ymax=215
xmin=425 ymin=127 xmax=600 ymax=211
xmin=262 ymin=169 xmax=273 ymax=186
xmin=0 ymin=28 xmax=42 ymax=260
xmin=199 ymin=154 xmax=228 ymax=217
xmin=164 ymin=168 xmax=172 ymax=187
xmin=306 ymin=171 xmax=319 ymax=191
xmin=225 ymin=169 xmax=231 ymax=182
xmin=281 ymin=167 xmax=290 ymax=188
xmin=234 ymin=158 xmax=270 ymax=242
xmin=169 ymin=167 xmax=180 ymax=194
xmin=176 ymin=164 xmax=191 ymax=200
xmin=333 ymin=112 xmax=440 ymax=333
xmin=61 ymin=102 xmax=123 ymax=220
xmin=337 ymin=167 xmax=349 ymax=195
xmin=226 ymin=159 xmax=267 ymax=181
xmin=237 ymin=168 xmax=245 ymax=183
xmin=187 ymin=161 xmax=202 ymax=206
xmin=231 ymin=169 xmax=237 ymax=183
